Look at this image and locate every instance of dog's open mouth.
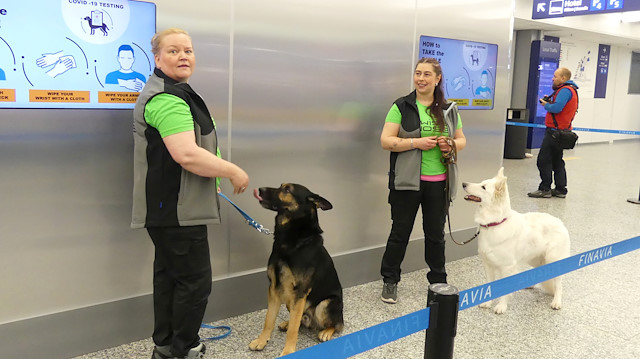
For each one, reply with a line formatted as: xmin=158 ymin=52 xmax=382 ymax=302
xmin=464 ymin=195 xmax=481 ymax=202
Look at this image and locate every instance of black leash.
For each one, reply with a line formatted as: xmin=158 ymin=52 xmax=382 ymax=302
xmin=447 ymin=217 xmax=479 ymax=246
xmin=442 ymin=137 xmax=478 ymax=245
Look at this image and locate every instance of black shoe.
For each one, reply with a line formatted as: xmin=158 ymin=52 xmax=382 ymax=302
xmin=152 ymin=346 xmax=171 ymax=359
xmin=427 ymin=271 xmax=447 ymax=284
xmin=528 ymin=189 xmax=552 ymax=198
xmin=551 ymin=189 xmax=566 ymax=198
xmin=381 ymin=282 xmax=398 ymax=304
xmin=429 ymin=278 xmax=448 ymax=284
xmin=153 ymin=343 xmax=206 ymax=359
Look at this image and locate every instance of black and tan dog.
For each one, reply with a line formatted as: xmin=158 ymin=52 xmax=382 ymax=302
xmin=249 ymin=183 xmax=343 ymax=357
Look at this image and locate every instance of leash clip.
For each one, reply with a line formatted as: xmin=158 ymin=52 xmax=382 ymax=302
xmin=219 ymin=192 xmax=272 ymax=236
xmin=247 ymin=219 xmax=272 ymax=235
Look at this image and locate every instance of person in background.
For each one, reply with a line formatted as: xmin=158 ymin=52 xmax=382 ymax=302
xmin=132 ymin=28 xmax=249 ymax=359
xmin=379 ymin=57 xmax=466 ymax=304
xmin=528 ymin=67 xmax=578 ymax=199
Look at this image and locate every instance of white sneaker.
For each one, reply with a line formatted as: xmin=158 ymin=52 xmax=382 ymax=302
xmin=183 ymin=343 xmax=205 ymax=359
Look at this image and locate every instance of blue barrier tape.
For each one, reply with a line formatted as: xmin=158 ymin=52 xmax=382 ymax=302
xmin=281 ymin=235 xmax=640 ymax=359
xmin=505 ymin=121 xmax=640 ymax=136
xmin=459 ymin=235 xmax=640 ymax=310
xmin=281 ymin=308 xmax=431 ymax=359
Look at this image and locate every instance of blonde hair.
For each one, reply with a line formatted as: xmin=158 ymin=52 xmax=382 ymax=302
xmin=151 ymin=28 xmax=190 ymax=55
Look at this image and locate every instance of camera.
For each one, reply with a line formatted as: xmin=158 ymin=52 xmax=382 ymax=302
xmin=539 ymin=95 xmax=551 ymax=104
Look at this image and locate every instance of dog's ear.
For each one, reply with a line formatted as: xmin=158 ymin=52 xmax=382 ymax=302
xmin=494 ymin=170 xmax=507 ymax=197
xmin=497 ymin=167 xmax=507 ymax=182
xmin=308 ymin=194 xmax=333 ymax=211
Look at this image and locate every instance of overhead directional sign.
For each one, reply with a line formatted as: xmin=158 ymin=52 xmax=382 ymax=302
xmin=532 ymin=0 xmax=640 ymax=19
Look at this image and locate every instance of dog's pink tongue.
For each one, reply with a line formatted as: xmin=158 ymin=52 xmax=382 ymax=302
xmin=253 ymin=188 xmax=262 ymax=201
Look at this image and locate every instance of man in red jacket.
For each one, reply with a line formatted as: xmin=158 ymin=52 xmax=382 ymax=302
xmin=528 ymin=67 xmax=579 ymax=199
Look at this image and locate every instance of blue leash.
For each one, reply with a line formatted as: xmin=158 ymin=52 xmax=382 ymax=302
xmin=198 ymin=192 xmax=269 ymax=340
xmin=200 ymin=324 xmax=232 ymax=340
xmin=218 ymin=192 xmax=272 ymax=235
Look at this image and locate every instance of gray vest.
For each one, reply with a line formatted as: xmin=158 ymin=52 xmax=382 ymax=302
xmin=388 ymin=92 xmax=459 ymax=201
xmin=131 ymin=69 xmax=221 ymax=228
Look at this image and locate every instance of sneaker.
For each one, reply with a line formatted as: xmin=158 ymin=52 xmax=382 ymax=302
xmin=551 ymin=189 xmax=566 ymax=198
xmin=527 ymin=189 xmax=551 ymax=198
xmin=152 ymin=345 xmax=171 ymax=359
xmin=183 ymin=343 xmax=205 ymax=359
xmin=381 ymin=282 xmax=398 ymax=304
xmin=154 ymin=343 xmax=206 ymax=359
xmin=181 ymin=343 xmax=207 ymax=359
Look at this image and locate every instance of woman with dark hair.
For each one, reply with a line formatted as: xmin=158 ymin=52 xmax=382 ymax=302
xmin=379 ymin=57 xmax=466 ymax=304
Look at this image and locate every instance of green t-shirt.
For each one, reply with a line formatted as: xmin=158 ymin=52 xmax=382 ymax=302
xmin=385 ymin=102 xmax=462 ymax=176
xmin=145 ymin=93 xmax=195 ymax=137
xmin=145 ymin=93 xmax=222 ymax=187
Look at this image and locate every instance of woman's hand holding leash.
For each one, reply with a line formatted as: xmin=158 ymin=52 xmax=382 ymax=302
xmin=437 ymin=136 xmax=452 ymax=153
xmin=438 ymin=136 xmax=457 ymax=164
xmin=230 ymin=167 xmax=250 ymax=194
xmin=413 ymin=136 xmax=438 ymax=151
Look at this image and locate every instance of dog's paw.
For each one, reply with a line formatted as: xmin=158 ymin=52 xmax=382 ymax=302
xmin=249 ymin=338 xmax=269 ymax=351
xmin=280 ymin=347 xmax=296 ymax=357
xmin=278 ymin=321 xmax=289 ymax=331
xmin=479 ymin=301 xmax=492 ymax=309
xmin=493 ymin=302 xmax=508 ymax=314
xmin=318 ymin=328 xmax=336 ymax=342
xmin=551 ymin=297 xmax=562 ymax=310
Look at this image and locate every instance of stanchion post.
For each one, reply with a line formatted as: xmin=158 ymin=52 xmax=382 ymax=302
xmin=424 ymin=283 xmax=459 ymax=359
xmin=627 ymin=186 xmax=640 ymax=204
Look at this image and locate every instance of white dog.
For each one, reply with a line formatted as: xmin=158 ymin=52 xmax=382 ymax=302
xmin=462 ymin=167 xmax=570 ymax=314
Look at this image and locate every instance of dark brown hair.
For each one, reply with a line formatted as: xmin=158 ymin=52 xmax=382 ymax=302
xmin=416 ymin=57 xmax=446 ymax=132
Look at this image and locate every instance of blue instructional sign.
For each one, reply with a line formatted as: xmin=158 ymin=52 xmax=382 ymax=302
xmin=594 ymin=44 xmax=611 ymax=98
xmin=419 ymin=35 xmax=498 ymax=110
xmin=536 ymin=60 xmax=557 ymax=116
xmin=0 ymin=0 xmax=156 ymax=109
xmin=532 ymin=0 xmax=637 ymax=19
xmin=526 ymin=40 xmax=560 ymax=149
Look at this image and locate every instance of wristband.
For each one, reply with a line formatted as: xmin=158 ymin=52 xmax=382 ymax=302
xmin=410 ymin=138 xmax=414 ymax=149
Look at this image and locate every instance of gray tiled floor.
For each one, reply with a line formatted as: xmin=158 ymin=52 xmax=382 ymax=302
xmin=73 ymin=139 xmax=640 ymax=359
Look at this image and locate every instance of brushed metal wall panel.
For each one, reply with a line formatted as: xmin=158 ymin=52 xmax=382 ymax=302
xmin=226 ymin=0 xmax=418 ymax=272
xmin=0 ymin=109 xmax=152 ymax=323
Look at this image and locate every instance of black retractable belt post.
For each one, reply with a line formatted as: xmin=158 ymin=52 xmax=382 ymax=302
xmin=424 ymin=283 xmax=459 ymax=359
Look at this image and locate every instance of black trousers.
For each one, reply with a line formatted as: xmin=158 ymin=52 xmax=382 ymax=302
xmin=381 ymin=180 xmax=448 ymax=284
xmin=537 ymin=128 xmax=567 ymax=194
xmin=147 ymin=225 xmax=212 ymax=357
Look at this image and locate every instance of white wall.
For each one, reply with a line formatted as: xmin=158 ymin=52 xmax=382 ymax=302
xmin=557 ymin=39 xmax=639 ymax=143
xmin=515 ymin=0 xmax=640 ymax=144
